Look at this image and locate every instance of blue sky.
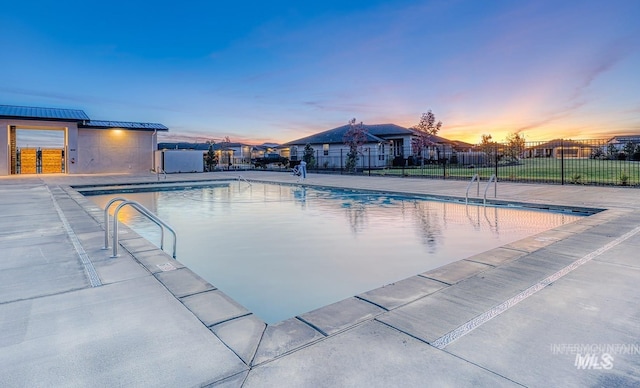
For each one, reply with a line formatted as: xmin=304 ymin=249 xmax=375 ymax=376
xmin=2 ymin=0 xmax=639 ymax=145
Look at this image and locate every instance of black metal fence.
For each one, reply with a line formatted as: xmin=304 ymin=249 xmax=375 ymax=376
xmin=283 ymin=139 xmax=640 ymax=187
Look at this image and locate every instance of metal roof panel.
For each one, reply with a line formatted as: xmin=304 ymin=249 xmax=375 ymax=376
xmin=285 ymin=123 xmax=413 ymax=145
xmin=81 ymin=120 xmax=168 ymax=131
xmin=0 ymin=104 xmax=89 ymax=121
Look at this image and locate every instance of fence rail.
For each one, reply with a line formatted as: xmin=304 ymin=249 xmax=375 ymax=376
xmin=258 ymin=138 xmax=640 ymax=187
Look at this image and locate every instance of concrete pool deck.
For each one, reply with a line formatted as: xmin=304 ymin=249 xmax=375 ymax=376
xmin=1 ymin=171 xmax=639 ymax=387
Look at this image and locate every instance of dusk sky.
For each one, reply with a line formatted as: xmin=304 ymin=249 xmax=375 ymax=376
xmin=2 ymin=0 xmax=639 ymax=145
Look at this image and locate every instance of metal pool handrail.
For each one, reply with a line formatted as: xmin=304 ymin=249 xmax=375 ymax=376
xmin=111 ymin=200 xmax=177 ymax=258
xmin=484 ymin=174 xmax=497 ymax=206
xmin=156 ymin=166 xmax=167 ymax=181
xmin=103 ymin=197 xmax=128 ymax=250
xmin=237 ymin=175 xmax=252 ymax=186
xmin=103 ymin=197 xmax=177 ymax=258
xmin=465 ymin=174 xmax=480 ymax=204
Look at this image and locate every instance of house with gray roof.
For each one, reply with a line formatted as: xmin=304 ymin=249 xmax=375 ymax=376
xmin=283 ymin=123 xmax=458 ymax=169
xmin=284 ymin=123 xmax=416 ymax=168
xmin=524 ymin=139 xmax=597 ymax=159
xmin=607 ymin=135 xmax=640 ymax=151
xmin=0 ymin=104 xmax=167 ymax=175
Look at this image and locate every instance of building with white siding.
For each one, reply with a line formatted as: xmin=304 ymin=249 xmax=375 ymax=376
xmin=0 ymin=104 xmax=168 ymax=175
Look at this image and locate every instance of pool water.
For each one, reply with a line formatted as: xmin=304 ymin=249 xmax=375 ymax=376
xmin=87 ymin=181 xmax=584 ymax=323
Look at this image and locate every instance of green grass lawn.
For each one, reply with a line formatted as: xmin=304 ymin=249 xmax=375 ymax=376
xmin=370 ymin=158 xmax=640 ymax=186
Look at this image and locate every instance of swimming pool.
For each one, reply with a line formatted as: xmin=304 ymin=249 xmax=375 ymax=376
xmin=87 ymin=181 xmax=584 ymax=323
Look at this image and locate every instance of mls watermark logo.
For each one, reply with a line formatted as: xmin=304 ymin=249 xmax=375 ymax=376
xmin=573 ymin=353 xmax=614 ymax=370
xmin=550 ymin=343 xmax=640 ymax=370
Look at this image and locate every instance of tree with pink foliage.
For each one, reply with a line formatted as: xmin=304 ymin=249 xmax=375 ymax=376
xmin=411 ymin=110 xmax=442 ymax=164
xmin=343 ymin=118 xmax=368 ymax=173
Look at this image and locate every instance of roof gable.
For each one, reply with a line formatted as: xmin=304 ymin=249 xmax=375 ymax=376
xmin=285 ymin=123 xmax=413 ymax=145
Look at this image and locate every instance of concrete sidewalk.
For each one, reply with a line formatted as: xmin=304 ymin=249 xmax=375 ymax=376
xmin=1 ymin=171 xmax=639 ymax=387
xmin=0 ymin=179 xmax=247 ymax=386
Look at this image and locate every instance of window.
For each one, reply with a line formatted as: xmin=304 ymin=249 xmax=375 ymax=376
xmin=323 ymin=144 xmax=329 ymax=156
xmin=391 ymin=139 xmax=404 ymax=156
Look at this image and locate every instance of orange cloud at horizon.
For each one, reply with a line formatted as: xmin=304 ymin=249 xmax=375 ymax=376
xmin=159 ymin=118 xmax=639 ymax=147
xmin=433 ymin=123 xmax=640 ymax=145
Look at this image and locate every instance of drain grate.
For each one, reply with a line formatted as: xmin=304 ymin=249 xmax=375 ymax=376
xmin=47 ymin=185 xmax=102 ymax=287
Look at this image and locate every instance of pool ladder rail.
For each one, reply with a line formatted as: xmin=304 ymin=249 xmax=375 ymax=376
xmin=237 ymin=175 xmax=252 ymax=186
xmin=465 ymin=174 xmax=497 ymax=205
xmin=155 ymin=166 xmax=167 ymax=181
xmin=103 ymin=197 xmax=177 ymax=259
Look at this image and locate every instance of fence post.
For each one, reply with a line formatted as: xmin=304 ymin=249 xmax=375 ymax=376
xmin=443 ymin=147 xmax=446 ymax=179
xmin=495 ymin=144 xmax=498 ymax=179
xmin=340 ymin=149 xmax=343 ymax=175
xmin=561 ymin=139 xmax=565 ymax=185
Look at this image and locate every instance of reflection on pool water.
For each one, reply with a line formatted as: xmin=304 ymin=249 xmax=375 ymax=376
xmin=87 ymin=182 xmax=584 ymax=323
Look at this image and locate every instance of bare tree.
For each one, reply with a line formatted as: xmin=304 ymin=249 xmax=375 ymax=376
xmin=504 ymin=132 xmax=525 ymax=163
xmin=480 ymin=134 xmax=498 ymax=166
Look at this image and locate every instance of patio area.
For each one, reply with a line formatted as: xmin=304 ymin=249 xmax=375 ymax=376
xmin=1 ymin=171 xmax=639 ymax=387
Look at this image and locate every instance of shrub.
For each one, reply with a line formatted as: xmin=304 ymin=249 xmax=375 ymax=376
xmin=619 ymin=172 xmax=630 ymax=186
xmin=569 ymin=173 xmax=583 ymax=184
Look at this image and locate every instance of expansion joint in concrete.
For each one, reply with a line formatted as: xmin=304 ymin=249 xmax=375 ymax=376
xmin=46 ymin=184 xmax=102 ymax=287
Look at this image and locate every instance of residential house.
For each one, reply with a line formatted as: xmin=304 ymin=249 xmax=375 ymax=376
xmin=251 ymin=143 xmax=282 ymax=159
xmin=284 ymin=123 xmax=422 ymax=169
xmin=524 ymin=139 xmax=596 ymax=159
xmin=607 ymin=135 xmax=640 ymax=151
